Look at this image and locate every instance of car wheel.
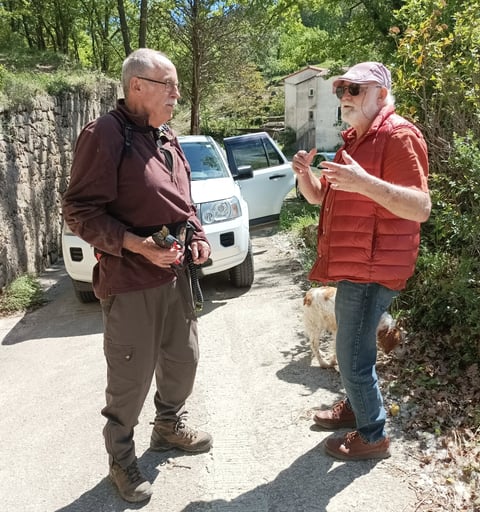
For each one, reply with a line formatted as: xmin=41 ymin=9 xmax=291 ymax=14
xmin=71 ymin=279 xmax=98 ymax=303
xmin=229 ymin=240 xmax=254 ymax=288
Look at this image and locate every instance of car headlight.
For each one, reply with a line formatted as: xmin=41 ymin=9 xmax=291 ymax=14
xmin=197 ymin=197 xmax=242 ymax=224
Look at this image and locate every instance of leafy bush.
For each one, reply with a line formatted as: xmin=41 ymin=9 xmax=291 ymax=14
xmin=0 ymin=68 xmax=42 ymax=108
xmin=400 ymin=133 xmax=480 ymax=361
xmin=393 ymin=0 xmax=480 ymax=170
xmin=0 ymin=274 xmax=44 ymax=314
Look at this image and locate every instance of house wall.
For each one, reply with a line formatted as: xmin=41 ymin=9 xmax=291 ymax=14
xmin=314 ymin=76 xmax=343 ymax=151
xmin=284 ymin=68 xmax=343 ymax=152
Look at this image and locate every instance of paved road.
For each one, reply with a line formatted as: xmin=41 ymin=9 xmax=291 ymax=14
xmin=0 ymin=225 xmax=422 ymax=511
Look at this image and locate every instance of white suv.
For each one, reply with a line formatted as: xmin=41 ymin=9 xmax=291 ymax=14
xmin=62 ymin=135 xmax=254 ymax=302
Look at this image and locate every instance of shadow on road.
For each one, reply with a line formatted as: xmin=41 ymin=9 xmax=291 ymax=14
xmin=1 ymin=221 xmax=293 ymax=345
xmin=52 ymin=443 xmax=379 ymax=512
xmin=180 ymin=444 xmax=378 ymax=511
xmin=52 ymin=449 xmax=170 ymax=512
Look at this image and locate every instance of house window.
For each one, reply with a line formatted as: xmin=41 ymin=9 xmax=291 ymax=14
xmin=308 ymin=110 xmax=314 ymax=121
xmin=308 ymin=88 xmax=314 ymax=97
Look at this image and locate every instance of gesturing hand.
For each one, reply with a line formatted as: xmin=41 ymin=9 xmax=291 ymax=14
xmin=321 ymin=150 xmax=369 ymax=192
xmin=292 ymin=148 xmax=317 ymax=176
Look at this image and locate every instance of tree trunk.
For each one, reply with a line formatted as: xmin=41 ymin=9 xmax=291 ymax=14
xmin=189 ymin=0 xmax=201 ymax=134
xmin=139 ymin=0 xmax=148 ymax=48
xmin=117 ymin=0 xmax=132 ymax=56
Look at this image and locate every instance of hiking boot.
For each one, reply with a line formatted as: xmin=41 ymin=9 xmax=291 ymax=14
xmin=325 ymin=431 xmax=391 ymax=461
xmin=313 ymin=400 xmax=357 ymax=429
xmin=150 ymin=413 xmax=212 ymax=453
xmin=109 ymin=458 xmax=152 ymax=503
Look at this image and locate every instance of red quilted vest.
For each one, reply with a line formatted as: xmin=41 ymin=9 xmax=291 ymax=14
xmin=308 ymin=106 xmax=428 ymax=291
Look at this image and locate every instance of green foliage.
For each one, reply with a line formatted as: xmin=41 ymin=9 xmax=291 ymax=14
xmin=0 ymin=49 xmax=71 ymax=71
xmin=198 ymin=63 xmax=286 ymax=139
xmin=0 ymin=48 xmax=110 ymax=108
xmin=0 ymin=274 xmax=44 ymax=315
xmin=0 ymin=64 xmax=113 ymax=109
xmin=0 ymin=0 xmax=479 ymax=367
xmin=424 ymin=134 xmax=480 ymax=256
xmin=400 ymin=133 xmax=480 ymax=361
xmin=279 ymin=197 xmax=319 ymax=270
xmin=0 ymin=67 xmax=38 ymax=108
xmin=260 ymin=0 xmax=395 ymax=77
xmin=279 ymin=197 xmax=318 ymax=231
xmin=393 ymin=0 xmax=480 ymax=168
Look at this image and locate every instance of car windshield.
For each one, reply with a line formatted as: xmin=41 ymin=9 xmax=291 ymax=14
xmin=180 ymin=141 xmax=231 ymax=181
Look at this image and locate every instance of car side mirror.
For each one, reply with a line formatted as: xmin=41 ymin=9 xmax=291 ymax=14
xmin=233 ymin=165 xmax=254 ymax=180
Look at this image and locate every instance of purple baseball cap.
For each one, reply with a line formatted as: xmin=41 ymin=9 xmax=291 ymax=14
xmin=332 ymin=62 xmax=391 ymax=90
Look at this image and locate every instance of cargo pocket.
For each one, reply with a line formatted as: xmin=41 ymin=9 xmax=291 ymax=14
xmin=103 ymin=341 xmax=137 ymax=384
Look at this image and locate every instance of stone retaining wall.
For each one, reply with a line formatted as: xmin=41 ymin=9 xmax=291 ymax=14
xmin=0 ymin=82 xmax=118 ymax=290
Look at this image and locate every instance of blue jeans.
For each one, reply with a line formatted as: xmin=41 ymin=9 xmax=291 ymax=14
xmin=334 ymin=281 xmax=398 ymax=443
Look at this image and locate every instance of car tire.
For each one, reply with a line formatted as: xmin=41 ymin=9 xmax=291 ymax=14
xmin=229 ymin=240 xmax=254 ymax=288
xmin=71 ymin=279 xmax=98 ymax=303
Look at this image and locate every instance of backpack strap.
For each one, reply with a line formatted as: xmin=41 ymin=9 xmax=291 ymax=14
xmin=108 ymin=110 xmax=151 ymax=161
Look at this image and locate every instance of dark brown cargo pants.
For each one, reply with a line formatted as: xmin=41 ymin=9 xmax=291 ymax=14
xmin=100 ymin=271 xmax=199 ymax=468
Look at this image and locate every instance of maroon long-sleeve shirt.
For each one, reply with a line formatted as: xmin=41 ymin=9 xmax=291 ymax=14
xmin=62 ymin=100 xmax=207 ymax=299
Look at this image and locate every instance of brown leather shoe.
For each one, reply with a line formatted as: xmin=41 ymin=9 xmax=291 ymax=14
xmin=325 ymin=431 xmax=391 ymax=460
xmin=313 ymin=400 xmax=356 ymax=429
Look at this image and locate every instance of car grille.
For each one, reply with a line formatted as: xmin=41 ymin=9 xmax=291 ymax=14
xmin=220 ymin=232 xmax=234 ymax=247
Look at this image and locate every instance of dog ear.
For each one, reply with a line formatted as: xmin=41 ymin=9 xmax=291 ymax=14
xmin=377 ymin=328 xmax=403 ymax=354
xmin=303 ymin=291 xmax=313 ymax=306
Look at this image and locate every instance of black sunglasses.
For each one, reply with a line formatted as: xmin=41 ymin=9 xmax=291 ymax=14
xmin=335 ymin=83 xmax=382 ymax=99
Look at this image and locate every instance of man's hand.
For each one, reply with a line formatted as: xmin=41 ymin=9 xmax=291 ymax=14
xmin=123 ymin=231 xmax=182 ymax=268
xmin=292 ymin=148 xmax=317 ymax=176
xmin=322 ymin=150 xmax=431 ymax=222
xmin=190 ymin=240 xmax=210 ymax=265
xmin=320 ymin=150 xmax=369 ymax=192
xmin=292 ymin=148 xmax=325 ymax=204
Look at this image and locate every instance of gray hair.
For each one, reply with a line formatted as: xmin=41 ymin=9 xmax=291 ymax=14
xmin=384 ymin=90 xmax=395 ymax=106
xmin=121 ymin=48 xmax=169 ymax=97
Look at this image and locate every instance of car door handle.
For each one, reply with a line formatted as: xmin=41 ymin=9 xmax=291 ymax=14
xmin=269 ymin=174 xmax=287 ymax=180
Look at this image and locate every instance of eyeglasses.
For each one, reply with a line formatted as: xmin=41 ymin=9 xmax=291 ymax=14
xmin=136 ymin=76 xmax=180 ymax=92
xmin=335 ymin=83 xmax=381 ymax=99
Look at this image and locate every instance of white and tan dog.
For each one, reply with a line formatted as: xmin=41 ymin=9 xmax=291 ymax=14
xmin=303 ymin=286 xmax=404 ymax=368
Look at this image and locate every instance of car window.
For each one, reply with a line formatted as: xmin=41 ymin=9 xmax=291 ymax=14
xmin=180 ymin=142 xmax=230 ymax=180
xmin=229 ymin=139 xmax=269 ymax=171
xmin=264 ymin=139 xmax=284 ymax=166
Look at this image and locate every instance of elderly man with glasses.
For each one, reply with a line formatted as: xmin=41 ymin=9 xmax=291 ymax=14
xmin=63 ymin=48 xmax=212 ymax=502
xmin=293 ymin=62 xmax=431 ymax=460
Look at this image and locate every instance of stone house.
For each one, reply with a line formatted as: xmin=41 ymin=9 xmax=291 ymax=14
xmin=284 ymin=65 xmax=343 ymax=152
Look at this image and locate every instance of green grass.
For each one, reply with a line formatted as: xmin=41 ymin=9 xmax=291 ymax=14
xmin=0 ymin=49 xmax=115 ymax=109
xmin=0 ymin=274 xmax=45 ymax=315
xmin=279 ymin=196 xmax=319 ymax=231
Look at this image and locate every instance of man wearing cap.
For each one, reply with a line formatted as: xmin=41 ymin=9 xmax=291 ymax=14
xmin=292 ymin=62 xmax=431 ymax=460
